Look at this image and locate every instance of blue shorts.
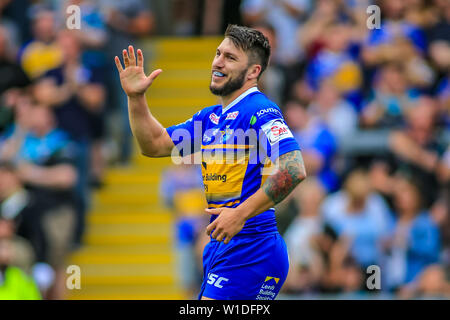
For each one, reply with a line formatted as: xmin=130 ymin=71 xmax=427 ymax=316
xmin=198 ymin=232 xmax=289 ymax=300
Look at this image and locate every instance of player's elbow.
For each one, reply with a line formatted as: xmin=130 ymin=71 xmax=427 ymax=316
xmin=296 ymin=164 xmax=307 ymax=184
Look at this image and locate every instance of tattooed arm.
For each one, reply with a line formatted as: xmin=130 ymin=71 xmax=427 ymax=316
xmin=263 ymin=150 xmax=307 ymax=204
xmin=205 ymin=150 xmax=306 ymax=243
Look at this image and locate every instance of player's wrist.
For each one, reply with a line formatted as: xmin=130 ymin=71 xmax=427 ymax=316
xmin=127 ymin=94 xmax=147 ymax=106
xmin=234 ymin=202 xmax=254 ymax=221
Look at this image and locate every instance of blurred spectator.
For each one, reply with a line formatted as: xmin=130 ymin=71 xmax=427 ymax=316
xmin=285 ymin=100 xmax=338 ymax=192
xmin=18 ymin=7 xmax=63 ymax=79
xmin=0 ymin=160 xmax=56 ymax=299
xmin=370 ymin=96 xmax=447 ymax=208
xmin=283 ymin=178 xmax=326 ymax=294
xmin=171 ymin=0 xmax=201 ymax=36
xmin=101 ymin=0 xmax=155 ymax=165
xmin=0 ymin=92 xmax=34 ymax=158
xmin=362 ymin=0 xmax=436 ymax=91
xmin=383 ymin=173 xmax=441 ymax=292
xmin=425 ymin=1 xmax=450 ymax=83
xmin=360 ymin=62 xmax=420 ymax=128
xmin=160 ymin=162 xmax=208 ymax=299
xmin=0 ymin=238 xmax=41 ymax=299
xmin=33 ymin=29 xmax=106 ymax=246
xmin=321 ymin=169 xmax=393 ymax=269
xmin=435 ymin=72 xmax=450 ymax=129
xmin=54 ymin=0 xmax=108 ymax=71
xmin=0 ymin=24 xmax=31 ymax=136
xmin=253 ymin=23 xmax=285 ymax=106
xmin=0 ymin=0 xmax=20 ymax=53
xmin=1 ymin=104 xmax=77 ymax=299
xmin=0 ymin=161 xmax=35 ymax=274
xmin=308 ymin=80 xmax=358 ymax=140
xmin=0 ymin=25 xmax=30 ymax=95
xmin=362 ymin=0 xmax=427 ymax=65
xmin=241 ymin=0 xmax=310 ymax=67
xmin=413 ymin=264 xmax=450 ymax=298
xmin=305 ymin=21 xmax=363 ymax=107
xmin=241 ymin=0 xmax=311 ymax=102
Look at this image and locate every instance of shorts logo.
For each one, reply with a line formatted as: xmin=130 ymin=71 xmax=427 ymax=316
xmin=209 ymin=113 xmax=220 ymax=125
xmin=264 ymin=276 xmax=280 ymax=284
xmin=225 ymin=111 xmax=239 ymax=120
xmin=261 ymin=119 xmax=293 ymax=145
xmin=256 ymin=276 xmax=279 ymax=300
xmin=207 ymin=273 xmax=229 ymax=288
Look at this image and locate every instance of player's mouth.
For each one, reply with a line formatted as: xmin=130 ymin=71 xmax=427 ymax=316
xmin=212 ymin=71 xmax=227 ymax=81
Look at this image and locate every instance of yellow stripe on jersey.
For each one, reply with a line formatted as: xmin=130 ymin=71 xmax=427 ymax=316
xmin=201 ymin=144 xmax=255 ymax=150
xmin=208 ymin=200 xmax=241 ymax=208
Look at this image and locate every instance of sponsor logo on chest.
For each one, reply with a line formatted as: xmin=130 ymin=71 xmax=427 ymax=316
xmin=225 ymin=111 xmax=239 ymax=120
xmin=209 ymin=113 xmax=220 ymax=125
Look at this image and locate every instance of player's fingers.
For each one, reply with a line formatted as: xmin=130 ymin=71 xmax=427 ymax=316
xmin=128 ymin=45 xmax=136 ymax=66
xmin=205 ymin=208 xmax=221 ymax=215
xmin=223 ymin=235 xmax=232 ymax=244
xmin=137 ymin=49 xmax=144 ymax=68
xmin=216 ymin=232 xmax=225 ymax=242
xmin=114 ymin=56 xmax=123 ymax=73
xmin=211 ymin=226 xmax=222 ymax=239
xmin=148 ymin=69 xmax=163 ymax=81
xmin=205 ymin=220 xmax=217 ymax=236
xmin=123 ymin=49 xmax=130 ymax=68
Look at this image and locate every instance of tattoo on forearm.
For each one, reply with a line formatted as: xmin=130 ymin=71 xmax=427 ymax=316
xmin=263 ymin=150 xmax=306 ymax=204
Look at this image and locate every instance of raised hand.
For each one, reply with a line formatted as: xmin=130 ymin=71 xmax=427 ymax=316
xmin=115 ymin=45 xmax=162 ymax=97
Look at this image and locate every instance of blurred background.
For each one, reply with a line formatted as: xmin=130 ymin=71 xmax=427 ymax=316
xmin=0 ymin=0 xmax=449 ymax=300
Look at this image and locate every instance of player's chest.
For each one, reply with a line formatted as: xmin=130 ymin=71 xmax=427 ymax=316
xmin=202 ymin=110 xmax=246 ymax=145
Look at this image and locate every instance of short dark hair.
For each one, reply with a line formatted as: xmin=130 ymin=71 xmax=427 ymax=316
xmin=224 ymin=24 xmax=271 ymax=78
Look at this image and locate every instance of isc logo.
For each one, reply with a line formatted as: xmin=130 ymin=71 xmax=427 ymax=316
xmin=207 ymin=273 xmax=229 ymax=288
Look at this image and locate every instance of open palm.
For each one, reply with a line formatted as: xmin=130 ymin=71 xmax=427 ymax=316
xmin=115 ymin=46 xmax=162 ymax=97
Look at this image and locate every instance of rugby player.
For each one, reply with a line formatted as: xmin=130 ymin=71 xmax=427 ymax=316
xmin=115 ymin=25 xmax=306 ymax=300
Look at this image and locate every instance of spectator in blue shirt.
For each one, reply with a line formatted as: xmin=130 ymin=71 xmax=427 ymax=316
xmin=306 ymin=22 xmax=363 ymax=107
xmin=321 ymin=169 xmax=393 ymax=269
xmin=284 ymin=99 xmax=338 ymax=192
xmin=159 ymin=161 xmax=208 ymax=299
xmin=383 ymin=173 xmax=441 ymax=291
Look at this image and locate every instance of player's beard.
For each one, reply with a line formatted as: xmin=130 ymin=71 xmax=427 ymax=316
xmin=209 ymin=67 xmax=247 ymax=97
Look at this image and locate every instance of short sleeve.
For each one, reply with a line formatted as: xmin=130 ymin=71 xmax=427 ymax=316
xmin=251 ymin=106 xmax=301 ymax=162
xmin=166 ymin=110 xmax=203 ymax=157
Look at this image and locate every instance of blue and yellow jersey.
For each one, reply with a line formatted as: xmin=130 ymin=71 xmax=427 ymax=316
xmin=166 ymin=87 xmax=300 ymax=235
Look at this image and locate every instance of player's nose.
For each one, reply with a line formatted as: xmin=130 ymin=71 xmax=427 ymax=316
xmin=212 ymin=55 xmax=225 ymax=69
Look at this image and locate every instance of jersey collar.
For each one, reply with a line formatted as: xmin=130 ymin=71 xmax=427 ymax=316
xmin=222 ymin=86 xmax=259 ymax=114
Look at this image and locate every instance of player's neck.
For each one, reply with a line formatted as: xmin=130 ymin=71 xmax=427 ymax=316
xmin=221 ymin=82 xmax=258 ymax=110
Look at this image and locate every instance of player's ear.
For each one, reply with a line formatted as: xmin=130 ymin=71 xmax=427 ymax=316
xmin=247 ymin=64 xmax=261 ymax=81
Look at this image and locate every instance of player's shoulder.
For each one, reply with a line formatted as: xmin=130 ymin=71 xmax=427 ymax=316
xmin=242 ymin=91 xmax=282 ymax=116
xmin=243 ymin=92 xmax=284 ymax=124
xmin=194 ymin=104 xmax=221 ymax=120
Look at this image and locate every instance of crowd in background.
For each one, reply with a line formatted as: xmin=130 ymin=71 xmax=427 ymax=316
xmin=0 ymin=0 xmax=448 ymax=300
xmin=163 ymin=0 xmax=450 ymax=299
xmin=0 ymin=0 xmax=155 ymax=299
